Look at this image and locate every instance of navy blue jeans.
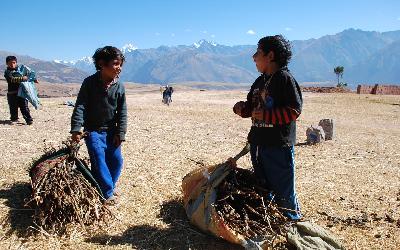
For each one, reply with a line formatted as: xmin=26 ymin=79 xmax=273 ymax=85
xmin=250 ymin=143 xmax=302 ymax=220
xmin=7 ymin=93 xmax=32 ymax=122
xmin=85 ymin=131 xmax=123 ymax=199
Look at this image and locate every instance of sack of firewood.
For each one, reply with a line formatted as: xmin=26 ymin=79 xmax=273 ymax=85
xmin=318 ymin=119 xmax=334 ymax=140
xmin=182 ymin=144 xmax=292 ymax=249
xmin=27 ymin=141 xmax=111 ymax=233
xmin=306 ymin=126 xmax=325 ymax=144
xmin=182 ymin=144 xmax=345 ymax=250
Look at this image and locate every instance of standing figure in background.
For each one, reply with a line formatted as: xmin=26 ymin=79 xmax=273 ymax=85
xmin=162 ymin=84 xmax=174 ymax=105
xmin=3 ymin=56 xmax=38 ymax=125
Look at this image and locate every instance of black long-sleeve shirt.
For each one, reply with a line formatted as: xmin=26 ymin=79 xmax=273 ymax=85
xmin=70 ymin=72 xmax=127 ymax=140
xmin=242 ymin=68 xmax=302 ymax=147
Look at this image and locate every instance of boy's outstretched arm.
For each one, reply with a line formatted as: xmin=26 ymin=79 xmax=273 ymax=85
xmin=70 ymin=81 xmax=88 ymax=140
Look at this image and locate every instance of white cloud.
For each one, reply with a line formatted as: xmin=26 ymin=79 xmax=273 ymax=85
xmin=397 ymin=17 xmax=400 ymax=21
xmin=285 ymin=27 xmax=292 ymax=31
xmin=247 ymin=29 xmax=256 ymax=35
xmin=211 ymin=34 xmax=216 ymax=38
xmin=185 ymin=28 xmax=192 ymax=32
xmin=171 ymin=33 xmax=175 ymax=37
xmin=202 ymin=30 xmax=208 ymax=34
xmin=155 ymin=32 xmax=160 ymax=36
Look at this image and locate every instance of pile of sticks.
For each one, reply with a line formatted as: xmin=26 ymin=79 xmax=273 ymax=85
xmin=27 ymin=145 xmax=111 ymax=233
xmin=214 ymin=168 xmax=290 ymax=242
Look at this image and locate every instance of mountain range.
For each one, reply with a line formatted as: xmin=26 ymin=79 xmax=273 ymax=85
xmin=1 ymin=28 xmax=400 ymax=87
xmin=0 ymin=51 xmax=86 ymax=83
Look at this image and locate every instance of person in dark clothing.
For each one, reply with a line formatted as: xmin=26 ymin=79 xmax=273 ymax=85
xmin=4 ymin=56 xmax=37 ymax=125
xmin=168 ymin=86 xmax=174 ymax=96
xmin=70 ymin=46 xmax=127 ymax=205
xmin=162 ymin=86 xmax=167 ymax=102
xmin=162 ymin=85 xmax=174 ymax=105
xmin=232 ymin=35 xmax=303 ymax=220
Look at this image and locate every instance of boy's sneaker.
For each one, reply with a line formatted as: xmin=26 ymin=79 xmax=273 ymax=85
xmin=26 ymin=120 xmax=33 ymax=125
xmin=103 ymin=195 xmax=118 ymax=206
xmin=113 ymin=187 xmax=121 ymax=196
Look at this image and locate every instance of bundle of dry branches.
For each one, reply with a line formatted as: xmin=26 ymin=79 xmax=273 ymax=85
xmin=26 ymin=143 xmax=111 ymax=233
xmin=214 ymin=168 xmax=291 ymax=244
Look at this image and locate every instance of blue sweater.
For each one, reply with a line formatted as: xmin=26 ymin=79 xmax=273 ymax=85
xmin=70 ymin=72 xmax=127 ymax=140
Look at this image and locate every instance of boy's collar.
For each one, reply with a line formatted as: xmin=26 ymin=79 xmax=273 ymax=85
xmin=96 ymin=71 xmax=119 ymax=86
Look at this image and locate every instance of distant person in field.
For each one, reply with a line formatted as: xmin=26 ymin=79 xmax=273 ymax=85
xmin=70 ymin=46 xmax=127 ymax=205
xmin=167 ymin=85 xmax=173 ymax=101
xmin=232 ymin=35 xmax=303 ymax=220
xmin=162 ymin=84 xmax=174 ymax=104
xmin=3 ymin=56 xmax=38 ymax=125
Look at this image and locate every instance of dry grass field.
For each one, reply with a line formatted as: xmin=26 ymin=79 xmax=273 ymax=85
xmin=0 ymin=86 xmax=399 ymax=249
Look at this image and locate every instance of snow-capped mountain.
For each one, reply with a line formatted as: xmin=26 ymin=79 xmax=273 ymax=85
xmin=118 ymin=40 xmax=257 ymax=84
xmin=54 ymin=59 xmax=75 ymax=64
xmin=54 ymin=56 xmax=92 ymax=66
xmin=54 ymin=44 xmax=138 ymax=73
xmin=193 ymin=39 xmax=217 ymax=48
xmin=54 ymin=56 xmax=95 ymax=74
xmin=44 ymin=30 xmax=400 ymax=86
xmin=121 ymin=43 xmax=138 ymax=53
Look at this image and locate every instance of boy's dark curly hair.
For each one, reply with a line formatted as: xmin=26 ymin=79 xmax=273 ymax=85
xmin=92 ymin=46 xmax=125 ymax=71
xmin=6 ymin=56 xmax=17 ymax=63
xmin=258 ymin=35 xmax=292 ymax=67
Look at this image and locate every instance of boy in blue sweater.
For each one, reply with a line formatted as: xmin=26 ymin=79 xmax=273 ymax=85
xmin=71 ymin=46 xmax=127 ymax=204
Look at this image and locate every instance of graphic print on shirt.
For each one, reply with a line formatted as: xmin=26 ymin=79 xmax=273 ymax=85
xmin=251 ymin=86 xmax=274 ymax=128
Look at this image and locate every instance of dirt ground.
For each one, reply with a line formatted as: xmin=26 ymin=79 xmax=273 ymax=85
xmin=0 ymin=88 xmax=399 ymax=249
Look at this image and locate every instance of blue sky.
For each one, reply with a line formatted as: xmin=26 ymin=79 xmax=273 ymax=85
xmin=1 ymin=0 xmax=399 ymax=60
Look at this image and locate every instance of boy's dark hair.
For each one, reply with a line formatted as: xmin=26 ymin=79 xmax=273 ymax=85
xmin=92 ymin=46 xmax=125 ymax=71
xmin=258 ymin=35 xmax=292 ymax=67
xmin=6 ymin=56 xmax=17 ymax=63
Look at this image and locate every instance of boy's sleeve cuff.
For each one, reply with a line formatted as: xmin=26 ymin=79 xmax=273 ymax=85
xmin=119 ymin=133 xmax=126 ymax=141
xmin=70 ymin=126 xmax=82 ymax=134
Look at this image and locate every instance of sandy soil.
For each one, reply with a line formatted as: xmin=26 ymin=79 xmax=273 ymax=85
xmin=0 ymin=87 xmax=399 ymax=249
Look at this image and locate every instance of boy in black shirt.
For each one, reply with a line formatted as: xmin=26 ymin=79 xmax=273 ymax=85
xmin=71 ymin=46 xmax=127 ymax=204
xmin=233 ymin=35 xmax=303 ymax=220
xmin=3 ymin=56 xmax=36 ymax=125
